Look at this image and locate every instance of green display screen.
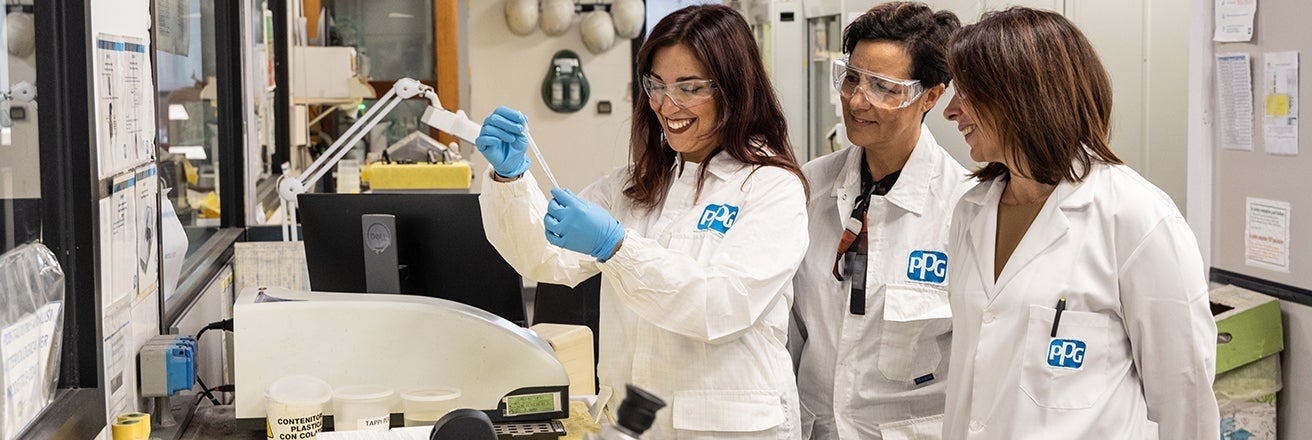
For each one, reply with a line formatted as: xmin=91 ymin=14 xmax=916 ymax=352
xmin=505 ymin=393 xmax=558 ymax=416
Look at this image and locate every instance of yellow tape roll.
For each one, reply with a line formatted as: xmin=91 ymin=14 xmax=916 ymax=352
xmin=111 ymin=419 xmax=144 ymax=440
xmin=117 ymin=412 xmax=151 ymax=438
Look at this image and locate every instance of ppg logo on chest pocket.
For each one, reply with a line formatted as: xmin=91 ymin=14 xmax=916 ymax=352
xmin=697 ymin=204 xmax=739 ymax=235
xmin=907 ymin=250 xmax=947 ymax=283
xmin=1047 ymin=339 xmax=1086 ymax=369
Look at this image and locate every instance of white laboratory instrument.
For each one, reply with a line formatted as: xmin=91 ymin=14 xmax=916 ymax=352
xmin=233 ymin=286 xmax=570 ymax=425
xmin=276 ymin=78 xmax=561 ymax=241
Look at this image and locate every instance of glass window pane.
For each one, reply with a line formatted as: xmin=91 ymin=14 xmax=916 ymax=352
xmin=331 ymin=0 xmax=435 ymax=81
xmin=1 ymin=8 xmax=41 ymax=254
xmin=156 ymin=0 xmax=222 ymax=256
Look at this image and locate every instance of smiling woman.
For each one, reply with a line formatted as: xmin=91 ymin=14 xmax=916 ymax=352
xmin=642 ymin=43 xmax=721 ymax=163
xmin=473 ymin=5 xmax=811 ymax=439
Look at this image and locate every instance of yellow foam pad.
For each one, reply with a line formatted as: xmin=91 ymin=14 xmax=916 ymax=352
xmin=362 ymin=162 xmax=473 ymax=190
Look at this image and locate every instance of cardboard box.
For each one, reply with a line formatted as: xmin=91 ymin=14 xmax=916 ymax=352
xmin=531 ymin=323 xmax=596 ymax=397
xmin=1211 ymin=284 xmax=1284 ymax=375
xmin=1211 ymin=285 xmax=1283 ymax=440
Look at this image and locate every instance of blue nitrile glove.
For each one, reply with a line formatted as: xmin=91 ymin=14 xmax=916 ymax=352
xmin=544 ymin=188 xmax=626 ymax=261
xmin=475 ymin=106 xmax=531 ymax=178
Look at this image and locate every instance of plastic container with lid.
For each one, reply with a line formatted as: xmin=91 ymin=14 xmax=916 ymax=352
xmin=265 ymin=375 xmax=333 ymax=440
xmin=400 ymin=387 xmax=462 ymax=427
xmin=332 ymin=385 xmax=396 ymax=431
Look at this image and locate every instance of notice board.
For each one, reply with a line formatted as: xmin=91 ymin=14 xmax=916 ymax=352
xmin=1211 ymin=0 xmax=1312 ymax=296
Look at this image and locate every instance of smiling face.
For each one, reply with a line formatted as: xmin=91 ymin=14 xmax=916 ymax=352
xmin=942 ymin=93 xmax=1004 ymax=164
xmin=841 ymin=40 xmax=940 ymax=156
xmin=647 ymin=43 xmax=720 ymax=163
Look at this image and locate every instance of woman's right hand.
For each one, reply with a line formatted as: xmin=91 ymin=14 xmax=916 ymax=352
xmin=476 ymin=106 xmax=531 ymax=178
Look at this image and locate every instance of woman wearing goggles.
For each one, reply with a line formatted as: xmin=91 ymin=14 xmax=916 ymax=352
xmin=831 ymin=58 xmax=927 ymax=110
xmin=791 ymin=2 xmax=969 ymax=439
xmin=475 ymin=4 xmax=808 ymax=439
xmin=640 ymin=75 xmax=717 ymax=109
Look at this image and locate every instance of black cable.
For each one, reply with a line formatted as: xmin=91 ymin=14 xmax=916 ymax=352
xmin=192 ymin=319 xmax=235 ymax=406
xmin=195 ymin=375 xmax=221 ymax=406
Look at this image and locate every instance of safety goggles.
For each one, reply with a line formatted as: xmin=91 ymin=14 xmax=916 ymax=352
xmin=831 ymin=59 xmax=927 ymax=110
xmin=642 ymin=75 xmax=718 ymax=108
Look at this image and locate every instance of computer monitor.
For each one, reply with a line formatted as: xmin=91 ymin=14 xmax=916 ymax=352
xmin=298 ymin=192 xmax=526 ymax=325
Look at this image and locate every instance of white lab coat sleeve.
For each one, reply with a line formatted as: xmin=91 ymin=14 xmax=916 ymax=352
xmin=478 ymin=169 xmax=601 ymax=287
xmin=597 ymin=170 xmax=809 ymax=344
xmin=1118 ymin=216 xmax=1220 ymax=440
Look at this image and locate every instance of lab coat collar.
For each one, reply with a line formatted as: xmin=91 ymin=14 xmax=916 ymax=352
xmin=959 ymin=158 xmax=1098 ymax=208
xmin=882 ymin=125 xmax=940 ymax=216
xmin=973 ymin=159 xmax=1101 ymax=299
xmin=831 ymin=124 xmax=938 ymax=216
xmin=677 ymin=149 xmax=754 ymax=182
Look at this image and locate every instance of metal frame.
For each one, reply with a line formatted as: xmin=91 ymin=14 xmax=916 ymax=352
xmin=26 ymin=0 xmax=108 ymax=437
xmin=216 ymin=0 xmax=246 ymax=229
xmin=35 ymin=0 xmax=99 ymax=395
xmin=22 ymin=0 xmax=253 ymax=435
xmin=1212 ymin=268 xmax=1312 ymax=307
xmin=271 ymin=0 xmax=290 ymax=178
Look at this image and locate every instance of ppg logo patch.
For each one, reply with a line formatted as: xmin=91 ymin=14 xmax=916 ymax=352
xmin=697 ymin=204 xmax=739 ymax=235
xmin=907 ymin=250 xmax=948 ymax=284
xmin=1047 ymin=339 xmax=1086 ymax=369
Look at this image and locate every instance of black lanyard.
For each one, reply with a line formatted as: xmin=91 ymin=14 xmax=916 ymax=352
xmin=834 ymin=162 xmax=900 ymax=315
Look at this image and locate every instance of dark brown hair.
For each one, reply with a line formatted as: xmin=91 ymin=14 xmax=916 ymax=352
xmin=843 ymin=1 xmax=960 ymax=89
xmin=625 ymin=5 xmax=804 ymax=210
xmin=948 ymin=7 xmax=1122 ymax=184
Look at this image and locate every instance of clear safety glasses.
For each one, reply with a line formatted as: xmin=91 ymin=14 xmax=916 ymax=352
xmin=642 ymin=75 xmax=718 ymax=108
xmin=831 ymin=59 xmax=927 ymax=110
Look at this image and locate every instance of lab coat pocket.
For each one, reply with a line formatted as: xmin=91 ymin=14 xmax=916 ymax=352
xmin=672 ymin=389 xmax=784 ymax=433
xmin=878 ymin=413 xmax=943 ymax=440
xmin=1019 ymin=304 xmax=1110 ymax=409
xmin=878 ymin=283 xmax=952 ymax=383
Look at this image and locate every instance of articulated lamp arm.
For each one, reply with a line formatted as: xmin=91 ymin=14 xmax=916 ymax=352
xmin=276 ymin=78 xmax=483 ymax=241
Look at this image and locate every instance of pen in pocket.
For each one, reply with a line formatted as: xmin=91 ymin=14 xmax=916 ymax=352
xmin=1050 ymin=297 xmax=1066 ymax=337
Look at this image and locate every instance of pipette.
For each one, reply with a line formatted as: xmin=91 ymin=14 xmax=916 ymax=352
xmin=524 ymin=129 xmax=561 ymax=189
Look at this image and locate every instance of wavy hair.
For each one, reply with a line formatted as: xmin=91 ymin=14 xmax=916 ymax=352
xmin=948 ymin=7 xmax=1122 ymax=184
xmin=625 ymin=4 xmax=804 ymax=210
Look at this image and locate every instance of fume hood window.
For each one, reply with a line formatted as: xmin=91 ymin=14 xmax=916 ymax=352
xmin=155 ymin=0 xmax=224 ymax=250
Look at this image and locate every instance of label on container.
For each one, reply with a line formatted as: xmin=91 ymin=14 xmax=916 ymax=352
xmin=266 ymin=403 xmax=322 ymax=439
xmin=358 ymin=415 xmax=390 ymax=431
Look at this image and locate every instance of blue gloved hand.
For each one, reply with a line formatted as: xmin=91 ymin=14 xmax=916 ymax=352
xmin=475 ymin=106 xmax=531 ymax=178
xmin=545 ymin=188 xmax=625 ymax=261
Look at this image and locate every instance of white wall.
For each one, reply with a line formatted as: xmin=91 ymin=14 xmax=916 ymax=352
xmin=466 ymin=2 xmax=633 ymax=194
xmin=1187 ymin=0 xmax=1309 ymax=436
xmin=919 ymin=0 xmax=1190 ymax=215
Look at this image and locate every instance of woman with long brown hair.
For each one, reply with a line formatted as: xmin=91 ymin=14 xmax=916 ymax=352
xmin=940 ymin=7 xmax=1218 ymax=439
xmin=475 ymin=5 xmax=807 ymax=438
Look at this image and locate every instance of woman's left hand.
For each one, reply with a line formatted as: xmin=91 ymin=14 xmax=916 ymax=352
xmin=544 ymin=188 xmax=625 ymax=261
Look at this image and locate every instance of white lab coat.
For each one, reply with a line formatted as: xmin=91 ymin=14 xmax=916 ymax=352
xmin=791 ymin=125 xmax=972 ymax=439
xmin=942 ymin=162 xmax=1220 ymax=440
xmin=480 ymin=152 xmax=808 ymax=439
